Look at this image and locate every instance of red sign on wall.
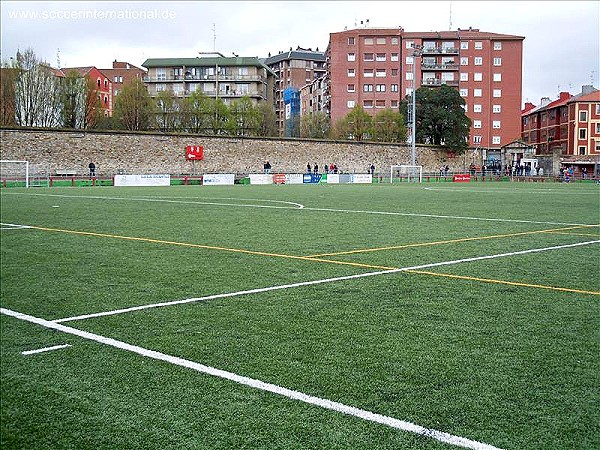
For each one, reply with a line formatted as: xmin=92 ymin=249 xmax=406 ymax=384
xmin=453 ymin=174 xmax=471 ymax=182
xmin=273 ymin=174 xmax=286 ymax=184
xmin=186 ymin=146 xmax=204 ymax=160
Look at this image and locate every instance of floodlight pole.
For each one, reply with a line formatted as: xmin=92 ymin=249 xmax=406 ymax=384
xmin=411 ymin=45 xmax=423 ymax=166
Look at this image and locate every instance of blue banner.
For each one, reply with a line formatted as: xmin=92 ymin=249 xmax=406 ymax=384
xmin=303 ymin=174 xmax=322 ymax=184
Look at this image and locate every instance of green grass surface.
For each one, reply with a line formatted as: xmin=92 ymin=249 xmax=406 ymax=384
xmin=1 ymin=182 xmax=599 ymax=449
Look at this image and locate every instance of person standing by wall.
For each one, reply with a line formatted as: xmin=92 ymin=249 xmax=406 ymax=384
xmin=89 ymin=161 xmax=96 ymax=178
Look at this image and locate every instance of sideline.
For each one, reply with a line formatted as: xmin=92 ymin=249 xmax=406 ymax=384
xmin=1 ymin=307 xmax=503 ymax=450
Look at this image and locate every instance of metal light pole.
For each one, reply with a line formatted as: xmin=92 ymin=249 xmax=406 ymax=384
xmin=410 ymin=45 xmax=423 ymax=166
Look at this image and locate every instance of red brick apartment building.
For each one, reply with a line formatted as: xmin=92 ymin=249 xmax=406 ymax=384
xmin=60 ymin=66 xmax=113 ymax=117
xmin=326 ymin=27 xmax=524 ymax=150
xmin=100 ymin=61 xmax=147 ymax=101
xmin=521 ymin=85 xmax=600 ymax=174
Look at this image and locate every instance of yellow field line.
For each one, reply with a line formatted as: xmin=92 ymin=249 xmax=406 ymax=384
xmin=304 ymin=224 xmax=600 ymax=258
xmin=546 ymin=231 xmax=600 ymax=238
xmin=405 ymin=269 xmax=600 ymax=296
xmin=27 ymin=225 xmax=397 ymax=271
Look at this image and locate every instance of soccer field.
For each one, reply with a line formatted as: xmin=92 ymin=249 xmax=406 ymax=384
xmin=1 ymin=182 xmax=599 ymax=449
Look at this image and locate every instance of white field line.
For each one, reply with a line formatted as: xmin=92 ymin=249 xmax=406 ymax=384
xmin=0 ymin=192 xmax=592 ymax=226
xmin=54 ymin=240 xmax=600 ymax=324
xmin=423 ymin=187 xmax=600 ymax=195
xmin=21 ymin=344 xmax=72 ymax=355
xmin=0 ymin=222 xmax=32 ymax=230
xmin=1 ymin=307 xmax=503 ymax=450
xmin=138 ymin=196 xmax=305 ymax=209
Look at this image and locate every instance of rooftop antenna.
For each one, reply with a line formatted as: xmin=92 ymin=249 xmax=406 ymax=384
xmin=449 ymin=1 xmax=452 ymax=30
xmin=592 ymin=70 xmax=596 ymax=87
xmin=56 ymin=48 xmax=61 ymax=68
xmin=212 ymin=23 xmax=216 ymax=52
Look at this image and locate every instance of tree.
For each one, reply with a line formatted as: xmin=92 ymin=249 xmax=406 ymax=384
xmin=184 ymin=90 xmax=212 ymax=133
xmin=60 ymin=70 xmax=86 ymax=128
xmin=402 ymin=84 xmax=471 ymax=151
xmin=226 ymin=96 xmax=260 ymax=136
xmin=154 ymin=89 xmax=183 ymax=132
xmin=206 ymin=97 xmax=229 ymax=135
xmin=0 ymin=62 xmax=18 ymax=126
xmin=255 ymin=102 xmax=278 ymax=137
xmin=332 ymin=105 xmax=373 ymax=141
xmin=114 ymin=77 xmax=152 ymax=131
xmin=372 ymin=108 xmax=406 ymax=143
xmin=13 ymin=48 xmax=62 ymax=127
xmin=300 ymin=112 xmax=330 ymax=139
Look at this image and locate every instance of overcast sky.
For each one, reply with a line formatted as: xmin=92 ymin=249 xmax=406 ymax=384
xmin=1 ymin=1 xmax=598 ymax=106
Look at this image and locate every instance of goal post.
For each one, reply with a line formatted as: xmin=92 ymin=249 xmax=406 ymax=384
xmin=390 ymin=165 xmax=423 ymax=183
xmin=0 ymin=160 xmax=29 ymax=188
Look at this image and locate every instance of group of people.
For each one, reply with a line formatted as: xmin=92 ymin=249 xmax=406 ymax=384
xmin=439 ymin=165 xmax=450 ymax=176
xmin=306 ymin=163 xmax=340 ymax=174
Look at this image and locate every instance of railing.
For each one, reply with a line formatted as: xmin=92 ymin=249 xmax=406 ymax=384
xmin=144 ymin=75 xmax=266 ymax=83
xmin=422 ymin=47 xmax=459 ymax=54
xmin=421 ymin=63 xmax=459 ymax=70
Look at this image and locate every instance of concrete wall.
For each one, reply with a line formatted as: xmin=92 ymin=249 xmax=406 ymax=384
xmin=0 ymin=128 xmax=477 ymax=176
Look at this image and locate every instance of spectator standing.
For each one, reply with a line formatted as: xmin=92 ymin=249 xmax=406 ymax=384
xmin=314 ymin=163 xmax=319 ymax=174
xmin=89 ymin=161 xmax=96 ymax=178
xmin=370 ymin=164 xmax=375 ymax=175
xmin=306 ymin=163 xmax=311 ymax=174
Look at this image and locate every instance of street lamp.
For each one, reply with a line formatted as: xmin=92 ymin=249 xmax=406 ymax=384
xmin=410 ymin=45 xmax=423 ymax=166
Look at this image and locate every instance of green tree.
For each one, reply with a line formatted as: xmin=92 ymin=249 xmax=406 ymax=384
xmin=300 ymin=112 xmax=331 ymax=139
xmin=372 ymin=108 xmax=407 ymax=143
xmin=60 ymin=70 xmax=86 ymax=128
xmin=0 ymin=61 xmax=18 ymax=126
xmin=402 ymin=84 xmax=471 ymax=151
xmin=333 ymin=105 xmax=373 ymax=141
xmin=184 ymin=90 xmax=212 ymax=133
xmin=154 ymin=89 xmax=183 ymax=132
xmin=206 ymin=97 xmax=229 ymax=135
xmin=226 ymin=96 xmax=260 ymax=136
xmin=114 ymin=78 xmax=152 ymax=131
xmin=255 ymin=101 xmax=278 ymax=137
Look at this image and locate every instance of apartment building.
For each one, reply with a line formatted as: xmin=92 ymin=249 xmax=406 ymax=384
xmin=521 ymin=85 xmax=599 ymax=171
xmin=264 ymin=48 xmax=326 ymax=134
xmin=142 ymin=54 xmax=276 ymax=105
xmin=100 ymin=61 xmax=147 ymax=100
xmin=300 ymin=76 xmax=328 ymax=116
xmin=326 ymin=27 xmax=524 ymax=150
xmin=60 ymin=66 xmax=113 ymax=117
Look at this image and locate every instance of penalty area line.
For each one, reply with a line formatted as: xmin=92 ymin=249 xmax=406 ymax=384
xmin=1 ymin=307 xmax=503 ymax=450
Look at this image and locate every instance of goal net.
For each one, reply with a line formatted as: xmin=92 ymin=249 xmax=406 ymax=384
xmin=390 ymin=165 xmax=423 ymax=183
xmin=0 ymin=160 xmax=30 ymax=188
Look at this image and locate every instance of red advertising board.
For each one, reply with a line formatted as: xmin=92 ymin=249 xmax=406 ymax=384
xmin=273 ymin=173 xmax=286 ymax=184
xmin=453 ymin=174 xmax=471 ymax=182
xmin=186 ymin=145 xmax=204 ymax=160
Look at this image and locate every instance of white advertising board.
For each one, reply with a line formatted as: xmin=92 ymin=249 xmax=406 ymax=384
xmin=114 ymin=174 xmax=170 ymax=187
xmin=249 ymin=174 xmax=274 ymax=185
xmin=327 ymin=174 xmax=340 ymax=184
xmin=285 ymin=174 xmax=304 ymax=184
xmin=351 ymin=174 xmax=373 ymax=184
xmin=203 ymin=173 xmax=235 ymax=185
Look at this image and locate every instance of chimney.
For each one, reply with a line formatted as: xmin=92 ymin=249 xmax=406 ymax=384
xmin=581 ymin=85 xmax=595 ymax=95
xmin=540 ymin=97 xmax=551 ymax=106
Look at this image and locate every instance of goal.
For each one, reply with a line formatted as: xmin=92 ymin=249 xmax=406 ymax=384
xmin=390 ymin=165 xmax=423 ymax=183
xmin=0 ymin=160 xmax=30 ymax=188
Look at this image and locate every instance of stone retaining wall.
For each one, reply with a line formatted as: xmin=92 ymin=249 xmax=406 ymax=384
xmin=0 ymin=128 xmax=478 ymax=176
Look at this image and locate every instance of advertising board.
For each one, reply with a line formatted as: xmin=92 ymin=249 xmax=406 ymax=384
xmin=113 ymin=174 xmax=170 ymax=187
xmin=202 ymin=173 xmax=235 ymax=185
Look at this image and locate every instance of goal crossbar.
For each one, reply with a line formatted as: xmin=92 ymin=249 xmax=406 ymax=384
xmin=0 ymin=160 xmax=30 ymax=188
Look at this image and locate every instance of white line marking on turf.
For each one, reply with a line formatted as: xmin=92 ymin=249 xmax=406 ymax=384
xmin=1 ymin=192 xmax=591 ymax=226
xmin=423 ymin=187 xmax=600 ymax=195
xmin=53 ymin=240 xmax=600 ymax=324
xmin=139 ymin=196 xmax=305 ymax=209
xmin=21 ymin=344 xmax=72 ymax=355
xmin=1 ymin=307 xmax=503 ymax=450
xmin=0 ymin=222 xmax=32 ymax=230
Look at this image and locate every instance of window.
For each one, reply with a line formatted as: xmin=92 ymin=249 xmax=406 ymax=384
xmin=347 ymin=100 xmax=355 ymax=108
xmin=363 ymin=69 xmax=374 ymax=77
xmin=347 ymin=68 xmax=355 ymax=77
xmin=493 ymin=89 xmax=502 ymax=98
xmin=474 ymin=120 xmax=482 ymax=128
xmin=391 ymin=100 xmax=399 ymax=108
xmin=462 ymin=104 xmax=468 ymax=112
xmin=347 ymin=53 xmax=356 ymax=61
xmin=460 ymin=72 xmax=469 ymax=81
xmin=376 ymin=84 xmax=386 ymax=92
xmin=96 ymin=78 xmax=101 ymax=87
xmin=375 ymin=99 xmax=386 ymax=108
xmin=390 ymin=84 xmax=398 ymax=92
xmin=348 ymin=37 xmax=355 ymax=45
xmin=391 ymin=68 xmax=399 ymax=76
xmin=493 ymin=120 xmax=501 ymax=129
xmin=405 ymin=88 xmax=414 ymax=96
xmin=493 ymin=41 xmax=502 ymax=50
xmin=474 ymin=88 xmax=482 ymax=97
xmin=596 ymin=104 xmax=600 ymax=115
xmin=405 ymin=40 xmax=414 ymax=48
xmin=376 ymin=37 xmax=386 ymax=44
xmin=474 ymin=57 xmax=483 ymax=66
xmin=441 ymin=72 xmax=454 ymax=81
xmin=376 ymin=69 xmax=386 ymax=77
xmin=473 ymin=136 xmax=482 ymax=144
xmin=156 ymin=84 xmax=166 ymax=92
xmin=104 ymin=79 xmax=108 ymax=88
xmin=474 ymin=73 xmax=483 ymax=81
xmin=391 ymin=37 xmax=399 ymax=45
xmin=579 ymin=146 xmax=586 ymax=155
xmin=492 ymin=136 xmax=501 ymax=145
xmin=406 ymin=72 xmax=414 ymax=80
xmin=460 ymin=88 xmax=468 ymax=97
xmin=460 ymin=41 xmax=469 ymax=50
xmin=579 ymin=128 xmax=587 ymax=139
xmin=493 ymin=104 xmax=501 ymax=113
xmin=364 ymin=37 xmax=374 ymax=45
xmin=391 ymin=53 xmax=399 ymax=61
xmin=473 ymin=104 xmax=482 ymax=113
xmin=405 ymin=56 xmax=414 ymax=65
xmin=493 ymin=73 xmax=502 ymax=82
xmin=579 ymin=110 xmax=588 ymax=121
xmin=475 ymin=41 xmax=483 ymax=49
xmin=460 ymin=57 xmax=469 ymax=66
xmin=596 ymin=123 xmax=600 ymax=133
xmin=363 ymin=84 xmax=373 ymax=92
xmin=347 ymin=84 xmax=355 ymax=92
xmin=363 ymin=100 xmax=373 ymax=108
xmin=364 ymin=53 xmax=374 ymax=61
xmin=376 ymin=53 xmax=386 ymax=61
xmin=493 ymin=57 xmax=502 ymax=66
xmin=114 ymin=76 xmax=119 ymax=82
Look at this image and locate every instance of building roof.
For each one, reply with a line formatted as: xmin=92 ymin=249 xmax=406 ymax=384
xmin=403 ymin=29 xmax=524 ymax=40
xmin=141 ymin=56 xmax=276 ymax=77
xmin=264 ymin=50 xmax=326 ymax=65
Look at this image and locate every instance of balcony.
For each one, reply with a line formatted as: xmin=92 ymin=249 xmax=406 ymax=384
xmin=422 ymin=47 xmax=459 ymax=55
xmin=421 ymin=79 xmax=459 ymax=87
